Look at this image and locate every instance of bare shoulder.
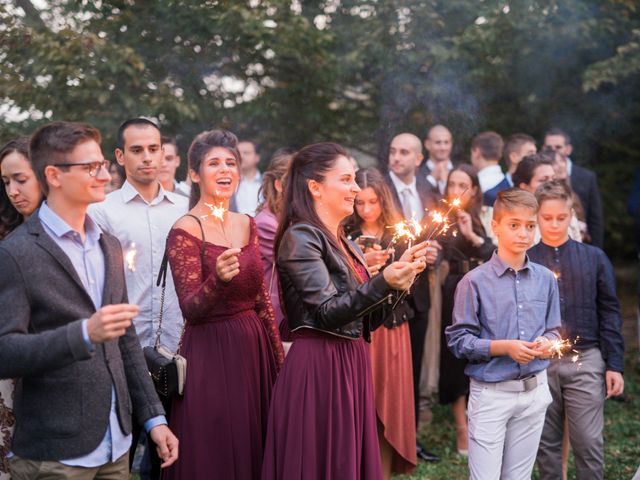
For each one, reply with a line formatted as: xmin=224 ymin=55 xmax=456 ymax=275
xmin=172 ymin=212 xmax=204 ymax=237
xmin=229 ymin=211 xmax=251 ymax=229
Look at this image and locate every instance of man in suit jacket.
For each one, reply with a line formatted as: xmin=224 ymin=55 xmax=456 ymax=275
xmin=544 ymin=128 xmax=604 ymax=247
xmin=418 ymin=125 xmax=455 ymax=198
xmin=0 ymin=121 xmax=178 ymax=479
xmin=385 ymin=132 xmax=441 ymax=463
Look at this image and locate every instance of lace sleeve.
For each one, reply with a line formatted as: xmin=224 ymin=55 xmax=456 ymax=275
xmin=256 ymin=279 xmax=285 ymax=369
xmin=167 ymin=229 xmax=224 ymax=321
xmin=253 ymin=232 xmax=285 ymax=369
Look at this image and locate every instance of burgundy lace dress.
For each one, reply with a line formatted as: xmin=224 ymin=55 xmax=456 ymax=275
xmin=163 ymin=218 xmax=284 ymax=480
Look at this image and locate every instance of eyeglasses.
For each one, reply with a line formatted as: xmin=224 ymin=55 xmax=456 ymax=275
xmin=54 ymin=160 xmax=111 ymax=177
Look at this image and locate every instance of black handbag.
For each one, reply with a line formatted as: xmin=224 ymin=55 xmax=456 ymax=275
xmin=144 ymin=214 xmax=205 ymax=399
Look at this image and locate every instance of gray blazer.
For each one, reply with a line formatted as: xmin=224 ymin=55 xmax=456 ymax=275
xmin=0 ymin=213 xmax=164 ymax=461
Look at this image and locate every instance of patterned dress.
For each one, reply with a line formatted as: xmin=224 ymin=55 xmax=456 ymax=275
xmin=163 ymin=217 xmax=284 ymax=480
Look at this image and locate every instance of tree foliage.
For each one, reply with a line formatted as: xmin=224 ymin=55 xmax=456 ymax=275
xmin=1 ymin=0 xmax=639 ymax=257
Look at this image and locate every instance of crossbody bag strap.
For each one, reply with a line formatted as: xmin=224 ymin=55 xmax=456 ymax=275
xmin=154 ymin=214 xmax=207 ymax=351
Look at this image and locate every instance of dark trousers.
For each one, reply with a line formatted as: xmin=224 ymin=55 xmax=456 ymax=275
xmin=129 ymin=395 xmax=172 ymax=480
xmin=409 ymin=308 xmax=429 ymax=427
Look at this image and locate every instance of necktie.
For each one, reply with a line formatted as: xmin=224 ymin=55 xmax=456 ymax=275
xmin=400 ymin=187 xmax=413 ymax=220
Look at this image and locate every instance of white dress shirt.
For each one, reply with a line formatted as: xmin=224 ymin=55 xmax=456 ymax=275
xmin=477 ymin=164 xmax=506 ymax=192
xmin=89 ymin=181 xmax=188 ymax=352
xmin=389 ymin=171 xmax=424 ymax=221
xmin=235 ymin=170 xmax=263 ymax=216
xmin=425 ymin=159 xmax=453 ymax=194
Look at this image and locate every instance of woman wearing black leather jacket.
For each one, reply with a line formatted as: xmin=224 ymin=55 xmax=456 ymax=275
xmin=261 ymin=143 xmax=427 ymax=480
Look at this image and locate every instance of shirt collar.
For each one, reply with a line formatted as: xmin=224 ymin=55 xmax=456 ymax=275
xmin=540 ymin=238 xmax=573 ymax=251
xmin=426 ymin=159 xmax=453 ymax=171
xmin=478 ymin=164 xmax=503 ymax=179
xmin=389 ymin=171 xmax=416 ymax=192
xmin=120 ymin=179 xmax=178 ymax=205
xmin=489 ymin=250 xmax=531 ymax=277
xmin=566 ymin=157 xmax=573 ymax=176
xmin=39 ymin=201 xmax=102 ymax=244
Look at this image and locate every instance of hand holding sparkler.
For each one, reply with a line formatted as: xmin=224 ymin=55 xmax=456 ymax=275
xmin=382 ymin=261 xmax=417 ymax=291
xmin=491 ymin=339 xmax=543 ymax=365
xmin=216 ymin=247 xmax=242 ymax=282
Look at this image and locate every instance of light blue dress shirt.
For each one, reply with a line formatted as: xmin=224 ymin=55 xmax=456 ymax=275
xmin=446 ymin=251 xmax=561 ymax=382
xmin=37 ymin=203 xmax=165 ymax=467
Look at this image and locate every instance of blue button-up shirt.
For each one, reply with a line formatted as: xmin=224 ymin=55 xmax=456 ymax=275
xmin=38 ymin=203 xmax=165 ymax=466
xmin=446 ymin=251 xmax=561 ymax=382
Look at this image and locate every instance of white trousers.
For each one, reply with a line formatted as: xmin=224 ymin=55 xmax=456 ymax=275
xmin=468 ymin=370 xmax=552 ymax=480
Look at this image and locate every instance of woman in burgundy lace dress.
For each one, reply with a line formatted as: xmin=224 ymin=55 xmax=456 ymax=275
xmin=163 ymin=129 xmax=284 ymax=480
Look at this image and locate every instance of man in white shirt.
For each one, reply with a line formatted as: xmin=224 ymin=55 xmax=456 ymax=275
xmin=470 ymin=131 xmax=507 ymax=206
xmin=89 ymin=118 xmax=188 ymax=479
xmin=421 ymin=125 xmax=454 ymax=197
xmin=233 ymin=140 xmax=262 ymax=215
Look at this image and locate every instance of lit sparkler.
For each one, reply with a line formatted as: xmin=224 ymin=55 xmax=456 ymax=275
xmin=125 ymin=242 xmax=137 ymax=272
xmin=200 ymin=200 xmax=231 ymax=245
xmin=539 ymin=336 xmax=581 ymax=363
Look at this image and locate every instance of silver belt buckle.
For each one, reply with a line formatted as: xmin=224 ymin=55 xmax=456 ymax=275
xmin=523 ymin=375 xmax=538 ymax=392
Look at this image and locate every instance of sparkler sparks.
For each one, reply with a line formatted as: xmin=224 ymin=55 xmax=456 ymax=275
xmin=125 ymin=242 xmax=137 ymax=272
xmin=540 ymin=336 xmax=581 ymax=363
xmin=200 ymin=200 xmax=231 ymax=246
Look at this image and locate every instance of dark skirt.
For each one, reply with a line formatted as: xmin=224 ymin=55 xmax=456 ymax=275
xmin=439 ymin=274 xmax=470 ymax=405
xmin=261 ymin=329 xmax=382 ymax=480
xmin=164 ymin=311 xmax=277 ymax=480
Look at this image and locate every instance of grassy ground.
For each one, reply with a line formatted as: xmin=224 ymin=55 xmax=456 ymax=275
xmin=398 ymin=262 xmax=640 ymax=479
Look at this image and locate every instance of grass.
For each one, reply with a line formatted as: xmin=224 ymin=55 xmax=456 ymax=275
xmin=396 ymin=262 xmax=640 ymax=479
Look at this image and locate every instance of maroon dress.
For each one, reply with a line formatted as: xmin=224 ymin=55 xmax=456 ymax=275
xmin=164 ymin=218 xmax=284 ymax=480
xmin=261 ymin=261 xmax=383 ymax=480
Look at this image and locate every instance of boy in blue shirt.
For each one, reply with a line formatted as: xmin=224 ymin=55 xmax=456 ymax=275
xmin=446 ymin=188 xmax=561 ymax=480
xmin=530 ymin=180 xmax=624 ymax=480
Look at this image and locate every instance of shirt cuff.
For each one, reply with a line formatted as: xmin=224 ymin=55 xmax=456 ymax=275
xmin=473 ymin=338 xmax=492 ymax=361
xmin=144 ymin=416 xmax=168 ymax=433
xmin=81 ymin=319 xmax=95 ymax=352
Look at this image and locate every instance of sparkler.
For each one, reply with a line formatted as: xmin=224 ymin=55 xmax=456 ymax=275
xmin=200 ymin=200 xmax=230 ymax=245
xmin=389 ymin=190 xmax=467 ymax=308
xmin=125 ymin=242 xmax=137 ymax=272
xmin=538 ymin=336 xmax=581 ymax=364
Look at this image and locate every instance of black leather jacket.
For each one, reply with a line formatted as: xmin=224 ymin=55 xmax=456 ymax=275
xmin=277 ymin=223 xmax=393 ymax=341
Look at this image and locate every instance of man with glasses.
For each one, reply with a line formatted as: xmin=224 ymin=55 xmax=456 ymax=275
xmin=0 ymin=121 xmax=178 ymax=479
xmin=89 ymin=118 xmax=188 ymax=479
xmin=543 ymin=128 xmax=603 ymax=247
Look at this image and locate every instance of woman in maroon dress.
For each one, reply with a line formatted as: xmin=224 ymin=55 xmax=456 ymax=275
xmin=164 ymin=129 xmax=284 ymax=480
xmin=261 ymin=143 xmax=427 ymax=480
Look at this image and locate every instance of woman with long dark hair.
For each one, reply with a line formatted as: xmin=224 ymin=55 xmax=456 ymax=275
xmin=344 ymin=167 xmax=417 ymax=478
xmin=261 ymin=143 xmax=427 ymax=480
xmin=439 ymin=164 xmax=495 ymax=455
xmin=0 ymin=137 xmax=41 ymax=239
xmin=164 ymin=129 xmax=284 ymax=480
xmin=0 ymin=136 xmax=42 ymax=480
xmin=254 ymin=148 xmax=293 ymax=339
